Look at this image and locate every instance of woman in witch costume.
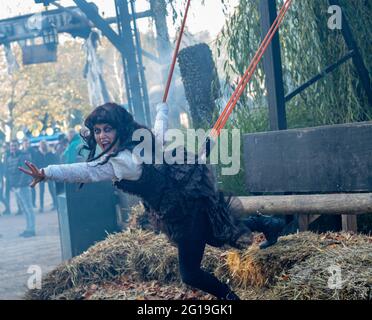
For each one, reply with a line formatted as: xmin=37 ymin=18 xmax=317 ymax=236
xmin=19 ymin=102 xmax=284 ymax=300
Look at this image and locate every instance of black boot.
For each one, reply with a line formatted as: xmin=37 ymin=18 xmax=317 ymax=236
xmin=242 ymin=215 xmax=285 ymax=249
xmin=222 ymin=291 xmax=240 ymax=300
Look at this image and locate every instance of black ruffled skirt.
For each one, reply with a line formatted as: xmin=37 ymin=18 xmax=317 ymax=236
xmin=146 ymin=163 xmax=249 ymax=247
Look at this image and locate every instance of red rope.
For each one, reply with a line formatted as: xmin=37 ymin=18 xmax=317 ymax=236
xmin=212 ymin=1 xmax=288 ymax=135
xmin=163 ymin=0 xmax=192 ymax=103
xmin=211 ymin=0 xmax=292 ymax=138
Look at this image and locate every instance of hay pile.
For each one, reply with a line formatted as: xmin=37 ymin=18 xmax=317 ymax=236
xmin=25 ymin=229 xmax=224 ymax=300
xmin=127 ymin=203 xmax=154 ymax=231
xmin=223 ymin=232 xmax=371 ymax=300
xmin=273 ymin=245 xmax=372 ymax=300
xmin=26 ymin=230 xmax=371 ymax=300
xmin=222 ymin=232 xmax=362 ymax=288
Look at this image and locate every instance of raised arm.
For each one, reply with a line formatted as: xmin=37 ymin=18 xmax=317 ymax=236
xmin=152 ymin=102 xmax=169 ymax=144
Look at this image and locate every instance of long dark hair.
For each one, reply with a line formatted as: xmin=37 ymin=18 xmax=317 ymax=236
xmin=80 ymin=102 xmax=154 ymax=165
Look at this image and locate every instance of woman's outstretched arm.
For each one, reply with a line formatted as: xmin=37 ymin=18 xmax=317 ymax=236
xmin=19 ymin=150 xmax=142 ymax=187
xmin=43 ymin=161 xmax=116 ymax=183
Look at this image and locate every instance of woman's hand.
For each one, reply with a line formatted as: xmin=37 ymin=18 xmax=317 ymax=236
xmin=18 ymin=161 xmax=46 ymax=188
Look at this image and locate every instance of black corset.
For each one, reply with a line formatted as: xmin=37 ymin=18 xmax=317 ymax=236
xmin=114 ymin=163 xmax=169 ymax=211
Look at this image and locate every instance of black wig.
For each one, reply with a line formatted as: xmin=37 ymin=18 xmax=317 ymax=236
xmin=81 ymin=102 xmax=154 ymax=164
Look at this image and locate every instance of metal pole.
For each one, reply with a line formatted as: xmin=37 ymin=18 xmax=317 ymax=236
xmin=328 ymin=0 xmax=372 ymax=115
xmin=259 ymin=0 xmax=287 ymax=131
xmin=115 ymin=0 xmax=146 ymax=124
xmin=129 ymin=0 xmax=151 ymax=126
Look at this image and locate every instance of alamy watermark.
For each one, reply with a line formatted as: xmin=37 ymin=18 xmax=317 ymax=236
xmin=130 ymin=128 xmax=241 ymax=176
xmin=27 ymin=265 xmax=42 ymax=290
xmin=328 ymin=5 xmax=342 ymax=30
xmin=327 ymin=265 xmax=343 ymax=290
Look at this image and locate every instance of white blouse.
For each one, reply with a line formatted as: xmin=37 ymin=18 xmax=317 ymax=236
xmin=44 ymin=150 xmax=142 ymax=183
xmin=43 ymin=103 xmax=169 ymax=184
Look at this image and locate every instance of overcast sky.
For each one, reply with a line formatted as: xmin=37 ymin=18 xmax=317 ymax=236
xmin=0 ymin=0 xmax=239 ymax=38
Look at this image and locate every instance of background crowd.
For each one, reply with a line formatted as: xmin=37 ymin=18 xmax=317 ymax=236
xmin=0 ymin=128 xmax=84 ymax=237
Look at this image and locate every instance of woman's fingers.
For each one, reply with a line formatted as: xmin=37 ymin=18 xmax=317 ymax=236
xmin=30 ymin=179 xmax=39 ymax=188
xmin=25 ymin=161 xmax=39 ymax=173
xmin=18 ymin=166 xmax=33 ymax=176
xmin=20 ymin=161 xmax=45 ymax=189
xmin=24 ymin=161 xmax=36 ymax=173
xmin=21 ymin=164 xmax=39 ymax=177
xmin=30 ymin=176 xmax=44 ymax=188
xmin=21 ymin=162 xmax=45 ymax=188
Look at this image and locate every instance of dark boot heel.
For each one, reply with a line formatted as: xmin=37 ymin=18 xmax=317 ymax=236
xmin=224 ymin=291 xmax=241 ymax=300
xmin=259 ymin=216 xmax=285 ymax=249
xmin=242 ymin=215 xmax=285 ymax=250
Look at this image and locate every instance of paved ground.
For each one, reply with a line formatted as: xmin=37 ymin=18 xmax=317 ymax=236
xmin=0 ymin=189 xmax=62 ymax=300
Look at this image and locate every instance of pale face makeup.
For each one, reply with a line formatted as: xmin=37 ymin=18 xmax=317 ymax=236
xmin=93 ymin=123 xmax=118 ymax=153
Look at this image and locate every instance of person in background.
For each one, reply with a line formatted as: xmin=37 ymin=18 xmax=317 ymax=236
xmin=3 ymin=142 xmax=23 ymax=216
xmin=22 ymin=138 xmax=38 ymax=208
xmin=35 ymin=140 xmax=58 ymax=212
xmin=6 ymin=140 xmax=36 ymax=237
xmin=54 ymin=133 xmax=68 ymax=164
xmin=0 ymin=146 xmax=6 ymax=214
xmin=62 ymin=129 xmax=84 ymax=164
xmin=2 ymin=143 xmax=11 ymax=215
xmin=0 ymin=145 xmax=4 ymax=238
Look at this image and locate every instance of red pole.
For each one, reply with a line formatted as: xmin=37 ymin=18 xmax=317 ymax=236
xmin=162 ymin=0 xmax=191 ymax=103
xmin=211 ymin=0 xmax=292 ymax=138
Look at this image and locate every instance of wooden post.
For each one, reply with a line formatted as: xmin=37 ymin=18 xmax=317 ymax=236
xmin=298 ymin=214 xmax=310 ymax=232
xmin=237 ymin=193 xmax=372 ymax=215
xmin=342 ymin=215 xmax=358 ymax=233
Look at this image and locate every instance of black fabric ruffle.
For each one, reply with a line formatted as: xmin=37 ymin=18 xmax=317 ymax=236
xmin=115 ymin=147 xmax=248 ymax=247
